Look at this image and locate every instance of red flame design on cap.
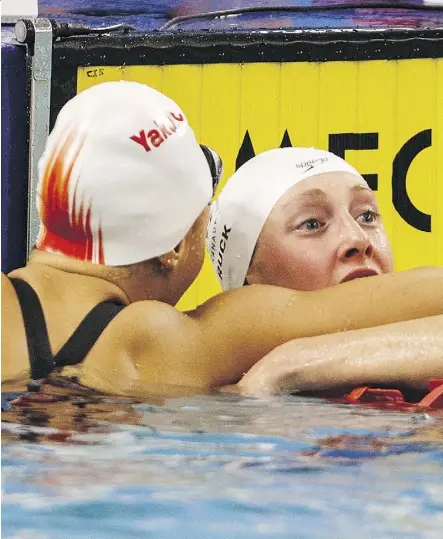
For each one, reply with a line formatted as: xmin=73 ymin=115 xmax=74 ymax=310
xmin=37 ymin=131 xmax=105 ymax=264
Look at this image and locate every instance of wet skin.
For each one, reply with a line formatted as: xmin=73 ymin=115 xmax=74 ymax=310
xmin=246 ymin=172 xmax=394 ymax=291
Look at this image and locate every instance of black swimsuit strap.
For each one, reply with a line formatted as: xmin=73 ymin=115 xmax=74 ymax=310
xmin=10 ymin=277 xmax=126 ymax=379
xmin=53 ymin=300 xmax=125 ymax=368
xmin=9 ymin=277 xmax=54 ymax=379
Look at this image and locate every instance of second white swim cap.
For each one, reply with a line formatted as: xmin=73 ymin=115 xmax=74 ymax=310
xmin=37 ymin=81 xmax=213 ymax=265
xmin=207 ymin=147 xmax=367 ymax=290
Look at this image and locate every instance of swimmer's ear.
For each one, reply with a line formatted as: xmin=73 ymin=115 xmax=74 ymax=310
xmin=157 ymin=246 xmax=181 ymax=273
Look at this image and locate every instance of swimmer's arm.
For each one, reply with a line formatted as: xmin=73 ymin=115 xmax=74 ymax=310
xmin=131 ymin=267 xmax=442 ymax=390
xmin=234 ymin=315 xmax=443 ymax=394
xmin=188 ymin=266 xmax=443 ymax=387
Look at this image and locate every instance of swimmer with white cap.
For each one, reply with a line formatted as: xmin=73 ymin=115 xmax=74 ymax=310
xmin=207 ymin=147 xmax=443 ymax=394
xmin=2 ymin=84 xmax=442 ymax=397
xmin=208 ymin=147 xmax=393 ymax=292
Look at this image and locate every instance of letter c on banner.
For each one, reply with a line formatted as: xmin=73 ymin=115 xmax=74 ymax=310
xmin=392 ymin=129 xmax=432 ymax=233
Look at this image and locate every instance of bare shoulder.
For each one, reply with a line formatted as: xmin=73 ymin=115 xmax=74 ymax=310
xmin=77 ymin=299 xmax=207 ymax=392
xmin=72 ymin=299 xmax=192 ymax=393
xmin=115 ymin=299 xmax=196 ymax=339
xmin=107 ymin=299 xmax=201 ymax=361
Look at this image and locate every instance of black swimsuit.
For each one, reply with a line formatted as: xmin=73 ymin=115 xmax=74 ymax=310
xmin=9 ymin=278 xmax=125 ymax=381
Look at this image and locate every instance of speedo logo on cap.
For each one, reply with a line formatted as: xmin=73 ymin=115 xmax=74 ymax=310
xmin=130 ymin=111 xmax=185 ymax=153
xmin=296 ymin=157 xmax=328 ymax=172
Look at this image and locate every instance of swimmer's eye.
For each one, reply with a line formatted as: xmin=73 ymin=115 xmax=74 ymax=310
xmin=357 ymin=209 xmax=380 ymax=224
xmin=297 ymin=218 xmax=324 ymax=231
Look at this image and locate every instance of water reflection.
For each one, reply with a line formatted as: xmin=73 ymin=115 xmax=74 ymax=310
xmin=3 ymin=380 xmax=443 ymax=539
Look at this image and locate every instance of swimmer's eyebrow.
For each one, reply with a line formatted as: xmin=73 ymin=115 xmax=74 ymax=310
xmin=282 ymin=184 xmax=373 ymax=212
xmin=280 ymin=188 xmax=329 ymax=212
xmin=298 ymin=188 xmax=328 ymax=199
xmin=297 ymin=186 xmax=372 ymax=198
xmin=283 ymin=188 xmax=328 ymax=207
xmin=351 ymin=184 xmax=373 ymax=193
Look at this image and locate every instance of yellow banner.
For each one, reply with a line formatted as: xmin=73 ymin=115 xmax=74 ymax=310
xmin=78 ymin=60 xmax=443 ymax=309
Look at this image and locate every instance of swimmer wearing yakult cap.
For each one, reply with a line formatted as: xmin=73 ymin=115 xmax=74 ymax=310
xmin=207 ymin=147 xmax=443 ymax=394
xmin=2 ymin=85 xmax=442 ymax=397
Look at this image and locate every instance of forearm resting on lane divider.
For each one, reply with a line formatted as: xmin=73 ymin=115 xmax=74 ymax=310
xmin=235 ymin=314 xmax=443 ymax=395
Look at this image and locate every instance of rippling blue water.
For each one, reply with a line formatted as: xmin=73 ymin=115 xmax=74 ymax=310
xmin=2 ymin=393 xmax=443 ymax=539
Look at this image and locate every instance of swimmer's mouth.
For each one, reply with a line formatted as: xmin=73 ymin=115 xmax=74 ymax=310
xmin=341 ymin=269 xmax=379 ymax=283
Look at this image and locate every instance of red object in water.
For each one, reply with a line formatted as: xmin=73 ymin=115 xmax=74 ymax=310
xmin=337 ymin=380 xmax=443 ymax=411
xmin=419 ymin=379 xmax=443 ymax=409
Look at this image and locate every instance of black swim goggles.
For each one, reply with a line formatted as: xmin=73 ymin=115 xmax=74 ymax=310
xmin=200 ymin=144 xmax=223 ymax=195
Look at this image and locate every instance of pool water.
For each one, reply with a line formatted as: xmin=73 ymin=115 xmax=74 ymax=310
xmin=2 ymin=388 xmax=443 ymax=539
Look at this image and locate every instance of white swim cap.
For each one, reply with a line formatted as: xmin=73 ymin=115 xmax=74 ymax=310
xmin=207 ymin=147 xmax=367 ymax=290
xmin=36 ymin=81 xmax=213 ymax=265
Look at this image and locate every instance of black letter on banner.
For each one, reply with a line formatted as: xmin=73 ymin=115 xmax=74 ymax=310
xmin=392 ymin=129 xmax=432 ymax=232
xmin=280 ymin=130 xmax=293 ymax=148
xmin=328 ymin=133 xmax=379 ymax=190
xmin=236 ymin=131 xmax=256 ymax=170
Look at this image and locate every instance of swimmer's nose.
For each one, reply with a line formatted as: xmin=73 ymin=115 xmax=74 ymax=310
xmin=338 ymin=221 xmax=374 ymax=262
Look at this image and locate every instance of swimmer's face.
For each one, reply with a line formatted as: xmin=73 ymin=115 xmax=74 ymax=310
xmin=246 ymin=172 xmax=394 ymax=291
